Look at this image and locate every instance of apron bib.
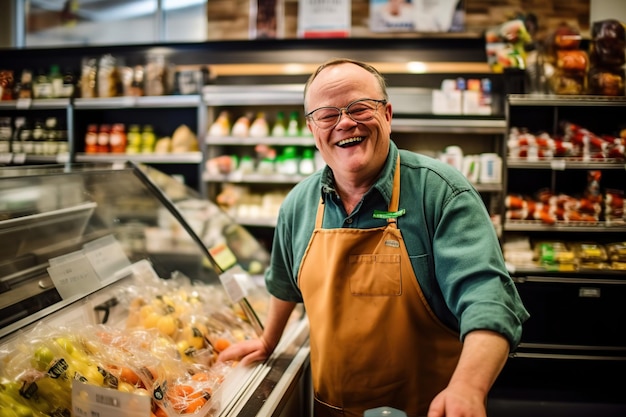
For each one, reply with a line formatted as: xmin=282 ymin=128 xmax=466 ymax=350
xmin=298 ymin=157 xmax=462 ymax=417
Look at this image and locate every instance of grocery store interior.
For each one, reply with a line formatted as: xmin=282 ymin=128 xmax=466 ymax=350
xmin=1 ymin=1 xmax=626 ymax=416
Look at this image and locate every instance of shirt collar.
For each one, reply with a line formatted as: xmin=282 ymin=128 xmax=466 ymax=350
xmin=319 ymin=141 xmax=398 ymax=206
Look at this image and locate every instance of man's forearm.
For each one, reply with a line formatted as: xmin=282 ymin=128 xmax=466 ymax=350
xmin=261 ymin=296 xmax=298 ymax=351
xmin=448 ymin=330 xmax=510 ymax=397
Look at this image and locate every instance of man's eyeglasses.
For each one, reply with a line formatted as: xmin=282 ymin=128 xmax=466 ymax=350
xmin=305 ymin=98 xmax=387 ymax=130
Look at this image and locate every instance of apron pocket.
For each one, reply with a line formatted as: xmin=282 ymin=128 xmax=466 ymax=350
xmin=349 ymin=254 xmax=401 ymax=296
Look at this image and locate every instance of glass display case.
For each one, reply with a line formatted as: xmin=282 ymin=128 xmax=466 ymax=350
xmin=0 ymin=162 xmax=310 ymax=417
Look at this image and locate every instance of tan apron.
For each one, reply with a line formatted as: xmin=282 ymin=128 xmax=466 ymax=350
xmin=298 ymin=157 xmax=463 ymax=417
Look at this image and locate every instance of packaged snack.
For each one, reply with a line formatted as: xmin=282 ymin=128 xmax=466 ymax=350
xmin=587 ymin=66 xmax=625 ymax=96
xmin=589 ymin=19 xmax=626 ymax=67
xmin=571 ymin=242 xmax=608 ymax=262
xmin=606 ymin=242 xmax=626 ymax=262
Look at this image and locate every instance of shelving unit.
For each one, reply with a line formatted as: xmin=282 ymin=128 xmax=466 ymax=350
xmin=492 ymin=93 xmax=626 ymax=416
xmin=203 ymin=84 xmax=507 ymax=234
xmin=0 ymin=95 xmax=207 ymax=193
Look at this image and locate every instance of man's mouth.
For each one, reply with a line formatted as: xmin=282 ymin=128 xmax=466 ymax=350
xmin=337 ymin=137 xmax=364 ymax=148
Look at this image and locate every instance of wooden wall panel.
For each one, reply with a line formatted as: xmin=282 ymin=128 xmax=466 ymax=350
xmin=207 ymin=0 xmax=591 ymax=42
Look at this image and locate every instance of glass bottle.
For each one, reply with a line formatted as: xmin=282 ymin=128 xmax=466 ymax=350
xmin=299 ymin=148 xmax=316 ymax=175
xmin=62 ymin=68 xmax=76 ymax=98
xmin=286 ymin=111 xmax=300 ymax=137
xmin=97 ymin=124 xmax=111 ymax=153
xmin=32 ymin=119 xmax=45 ymax=155
xmin=84 ymin=124 xmax=98 ymax=154
xmin=18 ymin=69 xmax=33 ymax=99
xmin=49 ymin=65 xmax=63 ymax=98
xmin=0 ymin=117 xmax=11 ymax=154
xmin=44 ymin=117 xmax=59 ymax=155
xmin=33 ymin=69 xmax=53 ymax=99
xmin=141 ymin=124 xmax=156 ymax=153
xmin=109 ymin=123 xmax=127 ymax=153
xmin=271 ymin=111 xmax=286 ymax=137
xmin=11 ymin=117 xmax=25 ymax=153
xmin=126 ymin=124 xmax=142 ymax=154
xmin=250 ymin=112 xmax=269 ymax=138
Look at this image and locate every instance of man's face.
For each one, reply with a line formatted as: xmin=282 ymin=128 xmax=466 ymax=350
xmin=304 ymin=63 xmax=392 ymax=182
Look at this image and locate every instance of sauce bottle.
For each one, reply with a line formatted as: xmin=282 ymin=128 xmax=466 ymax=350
xmin=109 ymin=123 xmax=127 ymax=153
xmin=96 ymin=124 xmax=111 ymax=153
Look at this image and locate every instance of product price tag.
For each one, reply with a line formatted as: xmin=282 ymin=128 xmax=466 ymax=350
xmin=47 ymin=250 xmax=101 ymax=299
xmin=16 ymin=98 xmax=32 ymax=109
xmin=83 ymin=235 xmax=131 ymax=282
xmin=219 ymin=264 xmax=250 ymax=304
xmin=12 ymin=153 xmax=26 ymax=164
xmin=72 ymin=380 xmax=150 ymax=417
xmin=56 ymin=152 xmax=70 ymax=163
xmin=0 ymin=153 xmax=12 ymax=164
xmin=550 ymin=160 xmax=566 ymax=171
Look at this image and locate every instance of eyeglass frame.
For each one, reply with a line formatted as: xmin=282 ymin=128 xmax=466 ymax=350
xmin=304 ymin=98 xmax=388 ymax=130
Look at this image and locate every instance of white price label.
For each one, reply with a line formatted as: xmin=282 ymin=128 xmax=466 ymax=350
xmin=83 ymin=235 xmax=131 ymax=281
xmin=0 ymin=153 xmax=12 ymax=164
xmin=219 ymin=265 xmax=250 ymax=303
xmin=550 ymin=160 xmax=566 ymax=170
xmin=72 ymin=380 xmax=150 ymax=417
xmin=47 ymin=251 xmax=101 ymax=299
xmin=16 ymin=98 xmax=32 ymax=109
xmin=12 ymin=153 xmax=26 ymax=164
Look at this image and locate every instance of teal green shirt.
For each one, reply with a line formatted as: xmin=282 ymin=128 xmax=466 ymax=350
xmin=266 ymin=141 xmax=529 ymax=347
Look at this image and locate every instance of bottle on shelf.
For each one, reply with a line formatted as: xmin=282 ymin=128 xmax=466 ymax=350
xmin=126 ymin=124 xmax=142 ymax=154
xmin=232 ymin=113 xmax=252 ymax=138
xmin=43 ymin=117 xmax=59 ymax=155
xmin=0 ymin=117 xmax=11 ymax=153
xmin=57 ymin=126 xmax=68 ymax=155
xmin=129 ymin=65 xmax=145 ymax=97
xmin=250 ymin=112 xmax=269 ymax=138
xmin=49 ymin=65 xmax=63 ymax=98
xmin=17 ymin=69 xmax=33 ymax=99
xmin=286 ymin=111 xmax=300 ymax=137
xmin=278 ymin=146 xmax=299 ymax=175
xmin=31 ymin=119 xmax=45 ymax=155
xmin=141 ymin=124 xmax=156 ymax=153
xmin=97 ymin=124 xmax=111 ymax=153
xmin=11 ymin=117 xmax=26 ymax=153
xmin=109 ymin=123 xmax=127 ymax=153
xmin=33 ymin=68 xmax=53 ymax=99
xmin=271 ymin=111 xmax=286 ymax=137
xmin=61 ymin=67 xmax=76 ymax=98
xmin=84 ymin=124 xmax=98 ymax=154
xmin=18 ymin=118 xmax=33 ymax=154
xmin=299 ymin=148 xmax=316 ymax=175
xmin=208 ymin=111 xmax=231 ymax=137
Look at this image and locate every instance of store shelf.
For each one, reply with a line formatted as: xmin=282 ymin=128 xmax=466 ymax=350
xmin=76 ymin=152 xmax=203 ymax=164
xmin=8 ymin=153 xmax=71 ymax=164
xmin=73 ymin=95 xmax=203 ymax=109
xmin=507 ymin=94 xmax=626 ymax=107
xmin=203 ymin=172 xmax=307 ymax=184
xmin=203 ymin=84 xmax=304 ymax=106
xmin=207 ymin=135 xmax=316 ymax=146
xmin=0 ymin=98 xmax=71 ymax=110
xmin=504 ymin=220 xmax=626 ymax=233
xmin=392 ymin=117 xmax=506 ymax=134
xmin=507 ymin=158 xmax=626 ymax=170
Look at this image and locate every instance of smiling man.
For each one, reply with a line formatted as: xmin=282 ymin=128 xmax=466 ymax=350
xmin=218 ymin=58 xmax=529 ymax=417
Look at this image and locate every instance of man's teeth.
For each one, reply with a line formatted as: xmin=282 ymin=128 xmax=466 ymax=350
xmin=337 ymin=137 xmax=364 ymax=147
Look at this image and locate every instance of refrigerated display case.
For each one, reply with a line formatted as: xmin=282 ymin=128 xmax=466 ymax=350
xmin=0 ymin=162 xmax=311 ymax=417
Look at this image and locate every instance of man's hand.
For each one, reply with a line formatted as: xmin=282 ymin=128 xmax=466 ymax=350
xmin=217 ymin=337 xmax=272 ymax=366
xmin=427 ymin=384 xmax=487 ymax=417
xmin=427 ymin=330 xmax=510 ymax=417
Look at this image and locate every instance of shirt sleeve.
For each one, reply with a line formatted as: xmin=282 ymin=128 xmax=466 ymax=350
xmin=432 ymin=186 xmax=530 ymax=348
